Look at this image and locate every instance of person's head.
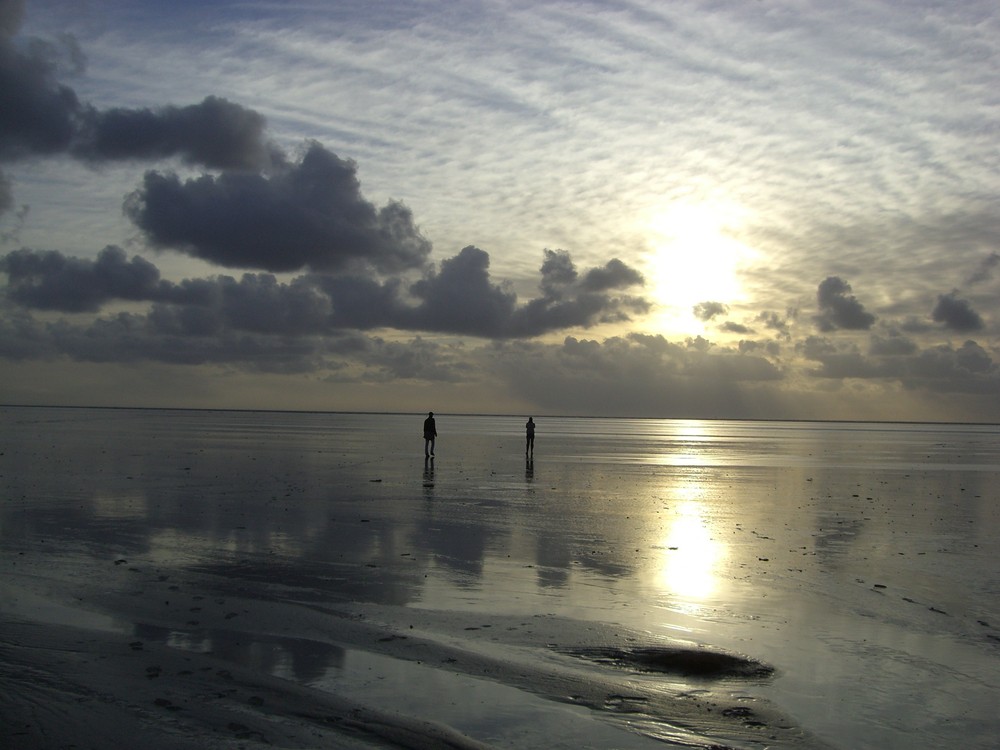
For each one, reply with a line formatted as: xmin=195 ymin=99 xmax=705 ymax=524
xmin=428 ymin=411 xmax=434 ymax=417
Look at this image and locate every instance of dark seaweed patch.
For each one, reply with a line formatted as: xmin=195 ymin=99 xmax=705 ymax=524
xmin=561 ymin=646 xmax=774 ymax=679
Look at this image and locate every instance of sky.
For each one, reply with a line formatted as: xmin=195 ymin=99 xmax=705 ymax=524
xmin=1 ymin=0 xmax=999 ymax=421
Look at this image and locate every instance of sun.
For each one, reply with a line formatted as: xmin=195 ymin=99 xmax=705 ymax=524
xmin=643 ymin=200 xmax=756 ymax=330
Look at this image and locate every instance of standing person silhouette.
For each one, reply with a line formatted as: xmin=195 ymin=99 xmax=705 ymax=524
xmin=423 ymin=412 xmax=437 ymax=457
xmin=525 ymin=417 xmax=535 ymax=457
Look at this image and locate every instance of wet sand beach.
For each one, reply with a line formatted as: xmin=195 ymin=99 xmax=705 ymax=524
xmin=2 ymin=407 xmax=999 ymax=748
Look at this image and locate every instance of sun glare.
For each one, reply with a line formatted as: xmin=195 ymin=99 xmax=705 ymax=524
xmin=644 ymin=201 xmax=756 ymax=331
xmin=658 ymin=498 xmax=724 ymax=602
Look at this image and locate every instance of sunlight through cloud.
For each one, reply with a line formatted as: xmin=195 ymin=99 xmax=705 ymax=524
xmin=644 ymin=200 xmax=757 ymax=332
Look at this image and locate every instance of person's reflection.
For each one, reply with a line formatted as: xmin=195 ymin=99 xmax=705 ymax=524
xmin=423 ymin=455 xmax=435 ymax=500
xmin=525 ymin=456 xmax=534 ymax=482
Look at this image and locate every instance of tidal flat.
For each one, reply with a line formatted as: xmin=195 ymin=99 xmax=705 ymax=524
xmin=2 ymin=407 xmax=999 ymax=748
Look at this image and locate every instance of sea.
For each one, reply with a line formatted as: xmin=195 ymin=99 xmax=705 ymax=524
xmin=2 ymin=405 xmax=998 ymax=749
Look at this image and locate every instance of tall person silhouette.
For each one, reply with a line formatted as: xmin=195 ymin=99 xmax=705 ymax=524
xmin=423 ymin=412 xmax=437 ymax=457
xmin=525 ymin=417 xmax=535 ymax=457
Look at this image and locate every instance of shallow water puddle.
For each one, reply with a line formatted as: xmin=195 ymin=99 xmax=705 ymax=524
xmin=146 ymin=622 xmax=709 ymax=748
xmin=307 ymin=642 xmax=707 ymax=749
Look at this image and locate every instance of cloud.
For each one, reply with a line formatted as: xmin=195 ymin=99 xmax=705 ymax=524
xmin=814 ymin=276 xmax=876 ymax=331
xmin=869 ymin=331 xmax=918 ymax=357
xmin=490 ymin=333 xmax=784 ymax=419
xmin=720 ymin=321 xmax=751 ymax=334
xmin=538 ymin=249 xmax=579 ymax=298
xmin=966 ymin=252 xmax=1000 ymax=286
xmin=406 ymin=247 xmax=647 ymax=337
xmin=0 ymin=168 xmax=10 ymax=214
xmin=932 ymin=290 xmax=983 ymax=332
xmin=801 ymin=333 xmax=999 ymax=395
xmin=359 ymin=337 xmax=471 ymax=383
xmin=1 ymin=245 xmax=164 ymax=311
xmin=907 ymin=341 xmax=998 ymax=395
xmin=1 ymin=243 xmax=647 ymax=343
xmin=755 ymin=310 xmax=792 ymax=339
xmin=124 ymin=142 xmax=433 ymax=274
xmin=0 ymin=10 xmax=84 ymax=162
xmin=0 ymin=11 xmax=274 ymax=215
xmin=407 ymin=245 xmax=516 ymax=335
xmin=0 ymin=0 xmax=25 ymax=37
xmin=74 ymin=96 xmax=277 ymax=171
xmin=580 ymin=257 xmax=644 ymax=292
xmin=693 ymin=301 xmax=728 ymax=321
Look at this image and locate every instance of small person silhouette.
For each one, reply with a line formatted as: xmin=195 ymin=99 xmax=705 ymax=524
xmin=525 ymin=416 xmax=535 ymax=456
xmin=423 ymin=411 xmax=437 ymax=457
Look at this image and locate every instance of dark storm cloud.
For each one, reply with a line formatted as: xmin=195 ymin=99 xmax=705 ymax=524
xmin=693 ymin=301 xmax=728 ymax=321
xmin=74 ymin=96 xmax=276 ymax=171
xmin=814 ymin=276 xmax=876 ymax=331
xmin=1 ymin=245 xmax=165 ymax=311
xmin=124 ymin=142 xmax=432 ymax=274
xmin=932 ymin=290 xmax=983 ymax=332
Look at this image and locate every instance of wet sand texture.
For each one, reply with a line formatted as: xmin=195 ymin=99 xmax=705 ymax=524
xmin=3 ymin=407 xmax=999 ymax=748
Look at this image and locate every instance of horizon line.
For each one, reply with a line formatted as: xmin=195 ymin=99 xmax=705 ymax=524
xmin=2 ymin=403 xmax=998 ymax=428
